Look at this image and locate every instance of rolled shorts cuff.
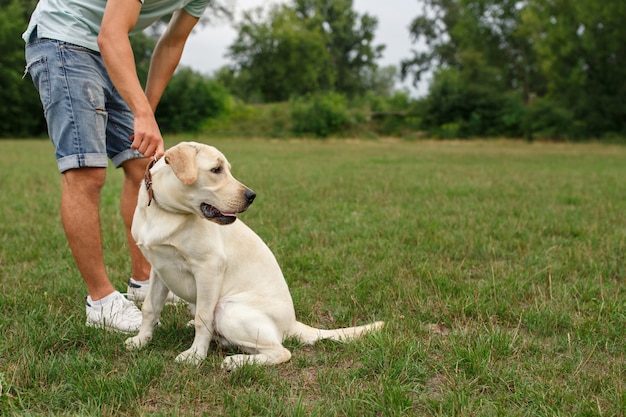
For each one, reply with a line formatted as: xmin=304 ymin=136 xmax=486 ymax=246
xmin=111 ymin=148 xmax=146 ymax=168
xmin=57 ymin=154 xmax=109 ymax=173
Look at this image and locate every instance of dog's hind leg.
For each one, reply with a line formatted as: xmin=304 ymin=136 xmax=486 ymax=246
xmin=214 ymin=301 xmax=292 ymax=370
xmin=222 ymin=346 xmax=292 ymax=370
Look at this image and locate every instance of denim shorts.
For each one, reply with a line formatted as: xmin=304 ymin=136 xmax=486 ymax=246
xmin=25 ymin=29 xmax=143 ymax=173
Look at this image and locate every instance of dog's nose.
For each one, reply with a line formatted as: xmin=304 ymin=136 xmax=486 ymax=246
xmin=244 ymin=189 xmax=256 ymax=205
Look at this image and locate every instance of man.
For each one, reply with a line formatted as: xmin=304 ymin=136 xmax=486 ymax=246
xmin=23 ymin=0 xmax=210 ymax=332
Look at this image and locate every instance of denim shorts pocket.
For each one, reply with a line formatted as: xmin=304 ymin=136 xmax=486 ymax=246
xmin=25 ymin=55 xmax=51 ymax=110
xmin=60 ymin=43 xmax=94 ymax=53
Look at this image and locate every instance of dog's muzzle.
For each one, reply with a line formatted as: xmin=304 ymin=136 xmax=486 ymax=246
xmin=200 ymin=188 xmax=256 ymax=225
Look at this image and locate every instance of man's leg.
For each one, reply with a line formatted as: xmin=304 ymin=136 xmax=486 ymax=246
xmin=62 ymin=166 xmax=143 ymax=332
xmin=61 ymin=167 xmax=115 ymax=301
xmin=121 ymin=157 xmax=151 ymax=282
xmin=121 ymin=157 xmax=182 ymax=305
xmin=26 ymin=35 xmax=142 ymax=331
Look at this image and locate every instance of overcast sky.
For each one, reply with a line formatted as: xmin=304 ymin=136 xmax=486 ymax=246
xmin=179 ymin=0 xmax=427 ymax=95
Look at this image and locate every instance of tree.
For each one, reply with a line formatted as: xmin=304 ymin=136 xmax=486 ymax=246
xmin=402 ymin=0 xmax=540 ymax=101
xmin=521 ymin=0 xmax=626 ymax=137
xmin=226 ymin=0 xmax=384 ymax=102
xmin=227 ymin=5 xmax=332 ymax=102
xmin=0 ymin=0 xmax=46 ymax=137
xmin=402 ymin=0 xmax=534 ymax=137
xmin=293 ymin=0 xmax=384 ymax=97
xmin=403 ymin=0 xmax=626 ymax=138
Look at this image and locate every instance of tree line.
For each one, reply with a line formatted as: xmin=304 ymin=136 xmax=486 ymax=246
xmin=1 ymin=0 xmax=624 ymax=140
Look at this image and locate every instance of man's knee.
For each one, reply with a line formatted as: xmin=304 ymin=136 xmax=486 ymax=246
xmin=122 ymin=157 xmax=150 ymax=183
xmin=62 ymin=167 xmax=107 ymax=194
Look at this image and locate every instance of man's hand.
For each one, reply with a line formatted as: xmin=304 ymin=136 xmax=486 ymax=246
xmin=131 ymin=115 xmax=165 ymax=159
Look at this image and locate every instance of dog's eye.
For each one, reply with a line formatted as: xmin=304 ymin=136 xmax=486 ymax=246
xmin=211 ymin=166 xmax=222 ymax=174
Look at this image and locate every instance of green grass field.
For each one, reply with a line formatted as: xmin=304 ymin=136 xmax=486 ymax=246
xmin=0 ymin=138 xmax=624 ymax=416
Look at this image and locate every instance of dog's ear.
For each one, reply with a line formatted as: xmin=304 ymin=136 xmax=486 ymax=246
xmin=164 ymin=143 xmax=198 ymax=185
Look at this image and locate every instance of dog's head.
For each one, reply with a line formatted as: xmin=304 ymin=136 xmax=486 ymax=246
xmin=153 ymin=142 xmax=255 ymax=225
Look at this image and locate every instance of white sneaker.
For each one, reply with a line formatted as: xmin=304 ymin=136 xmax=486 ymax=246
xmin=85 ymin=291 xmax=143 ymax=333
xmin=127 ymin=278 xmax=183 ymax=305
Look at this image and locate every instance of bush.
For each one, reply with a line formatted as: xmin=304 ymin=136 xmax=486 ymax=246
xmin=203 ymin=101 xmax=293 ymax=138
xmin=524 ymin=97 xmax=576 ymax=140
xmin=156 ymin=68 xmax=231 ymax=133
xmin=290 ymin=92 xmax=352 ymax=138
xmin=420 ymin=68 xmax=516 ymax=138
xmin=499 ymin=92 xmax=526 ymax=138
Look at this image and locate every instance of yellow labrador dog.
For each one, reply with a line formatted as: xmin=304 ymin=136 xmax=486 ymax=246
xmin=126 ymin=142 xmax=383 ymax=369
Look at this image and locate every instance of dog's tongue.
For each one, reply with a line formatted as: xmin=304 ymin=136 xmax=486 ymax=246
xmin=200 ymin=203 xmax=237 ymax=225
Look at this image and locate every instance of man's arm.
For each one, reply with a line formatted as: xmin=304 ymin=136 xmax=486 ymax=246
xmin=145 ymin=10 xmax=200 ymax=111
xmin=98 ymin=2 xmax=199 ymax=158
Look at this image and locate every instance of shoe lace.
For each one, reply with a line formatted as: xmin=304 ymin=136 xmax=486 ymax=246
xmin=111 ymin=295 xmax=142 ymax=322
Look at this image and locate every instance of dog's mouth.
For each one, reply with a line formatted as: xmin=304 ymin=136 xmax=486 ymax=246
xmin=200 ymin=203 xmax=237 ymax=225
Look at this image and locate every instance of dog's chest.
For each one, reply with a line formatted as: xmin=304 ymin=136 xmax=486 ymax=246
xmin=141 ymin=243 xmax=199 ymax=300
xmin=141 ymin=243 xmax=189 ymax=271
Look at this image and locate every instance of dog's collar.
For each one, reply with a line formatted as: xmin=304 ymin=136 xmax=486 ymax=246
xmin=144 ymin=157 xmax=159 ymax=206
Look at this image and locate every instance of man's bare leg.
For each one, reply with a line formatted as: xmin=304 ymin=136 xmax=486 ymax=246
xmin=62 ymin=165 xmax=143 ymax=332
xmin=61 ymin=167 xmax=115 ymax=301
xmin=121 ymin=157 xmax=152 ymax=282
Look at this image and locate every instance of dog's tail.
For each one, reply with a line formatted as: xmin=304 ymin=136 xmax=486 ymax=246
xmin=288 ymin=320 xmax=384 ymax=345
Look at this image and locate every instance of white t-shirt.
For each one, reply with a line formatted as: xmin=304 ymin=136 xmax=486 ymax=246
xmin=23 ymin=0 xmax=210 ymax=51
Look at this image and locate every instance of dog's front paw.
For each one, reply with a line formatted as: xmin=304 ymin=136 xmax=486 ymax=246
xmin=125 ymin=335 xmax=150 ymax=350
xmin=175 ymin=348 xmax=205 ymax=365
